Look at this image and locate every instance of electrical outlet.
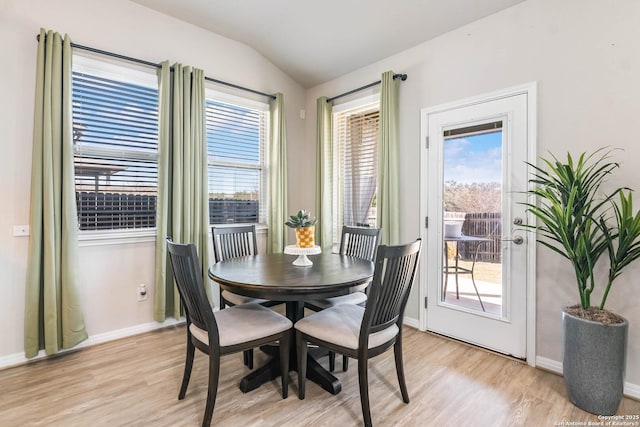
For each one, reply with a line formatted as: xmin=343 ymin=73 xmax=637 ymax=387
xmin=137 ymin=284 xmax=148 ymax=301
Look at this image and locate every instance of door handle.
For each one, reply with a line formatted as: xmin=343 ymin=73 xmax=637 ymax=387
xmin=503 ymin=235 xmax=524 ymax=245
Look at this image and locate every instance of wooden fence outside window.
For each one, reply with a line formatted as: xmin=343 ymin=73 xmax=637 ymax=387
xmin=76 ymin=192 xmax=259 ymax=230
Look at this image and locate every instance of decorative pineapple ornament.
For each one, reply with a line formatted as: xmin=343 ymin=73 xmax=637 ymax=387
xmin=285 ymin=209 xmax=318 ymax=248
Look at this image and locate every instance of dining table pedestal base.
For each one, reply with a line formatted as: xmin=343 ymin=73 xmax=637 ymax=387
xmin=238 ymin=347 xmax=341 ymax=395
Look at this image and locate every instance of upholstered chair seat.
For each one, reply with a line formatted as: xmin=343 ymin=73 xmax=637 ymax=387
xmin=303 ymin=290 xmax=368 ymax=311
xmin=220 ymin=290 xmax=268 ymax=307
xmin=189 ymin=303 xmax=291 ymax=347
xmin=295 ymin=304 xmax=398 ymax=350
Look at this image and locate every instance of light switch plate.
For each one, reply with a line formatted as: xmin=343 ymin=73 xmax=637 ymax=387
xmin=13 ymin=225 xmax=30 ymax=236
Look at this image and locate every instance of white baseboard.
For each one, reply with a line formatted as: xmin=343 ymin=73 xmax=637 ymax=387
xmin=0 ymin=318 xmax=185 ymax=370
xmin=403 ymin=316 xmax=420 ymax=329
xmin=626 ymin=382 xmax=640 ymax=400
xmin=535 ymin=355 xmax=563 ymax=375
xmin=536 ymin=356 xmax=640 ymax=400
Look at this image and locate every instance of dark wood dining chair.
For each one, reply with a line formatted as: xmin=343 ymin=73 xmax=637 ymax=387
xmin=305 ymin=225 xmax=381 ymax=371
xmin=295 ymin=239 xmax=422 ymax=427
xmin=212 ymin=225 xmax=281 ymax=368
xmin=305 ymin=226 xmax=381 ymax=311
xmin=166 ymin=239 xmax=291 ymax=427
xmin=212 ymin=225 xmax=277 ymax=308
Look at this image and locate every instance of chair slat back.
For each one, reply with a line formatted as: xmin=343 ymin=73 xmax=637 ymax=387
xmin=166 ymin=239 xmax=219 ymax=346
xmin=212 ymin=225 xmax=258 ymax=263
xmin=361 ymin=239 xmax=422 ymax=340
xmin=339 ymin=226 xmax=382 ymax=262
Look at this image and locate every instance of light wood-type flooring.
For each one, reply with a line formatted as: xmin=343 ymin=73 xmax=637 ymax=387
xmin=1 ymin=325 xmax=639 ymax=426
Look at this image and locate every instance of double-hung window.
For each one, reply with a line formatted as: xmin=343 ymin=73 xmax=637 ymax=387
xmin=72 ymin=55 xmax=159 ymax=232
xmin=71 ymin=57 xmax=269 ymax=231
xmin=332 ymin=96 xmax=380 ymax=243
xmin=205 ymin=91 xmax=268 ymax=225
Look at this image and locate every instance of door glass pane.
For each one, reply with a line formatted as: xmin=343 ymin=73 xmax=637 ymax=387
xmin=442 ymin=123 xmax=503 ymax=315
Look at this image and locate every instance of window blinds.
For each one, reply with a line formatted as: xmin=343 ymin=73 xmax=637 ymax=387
xmin=206 ymin=100 xmax=267 ymax=224
xmin=334 ymin=103 xmax=380 ymax=230
xmin=72 ymin=71 xmax=159 ymax=230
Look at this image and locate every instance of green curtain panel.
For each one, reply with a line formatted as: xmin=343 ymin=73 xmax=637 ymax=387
xmin=24 ymin=29 xmax=88 ymax=358
xmin=377 ymin=71 xmax=401 ymax=245
xmin=154 ymin=62 xmax=210 ymax=321
xmin=267 ymin=93 xmax=288 ymax=253
xmin=315 ymin=96 xmax=333 ymax=251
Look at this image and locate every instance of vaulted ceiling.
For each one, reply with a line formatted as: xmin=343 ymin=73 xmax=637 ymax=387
xmin=132 ymin=0 xmax=526 ymax=88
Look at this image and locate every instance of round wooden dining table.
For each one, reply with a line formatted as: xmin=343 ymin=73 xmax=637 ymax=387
xmin=208 ymin=252 xmax=374 ymax=395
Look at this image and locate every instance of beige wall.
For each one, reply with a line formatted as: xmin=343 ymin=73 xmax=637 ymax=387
xmin=0 ymin=0 xmax=306 ymax=362
xmin=302 ymin=0 xmax=640 ymax=388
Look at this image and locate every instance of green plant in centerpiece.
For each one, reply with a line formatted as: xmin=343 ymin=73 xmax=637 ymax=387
xmin=285 ymin=210 xmax=318 ymax=248
xmin=285 ymin=209 xmax=318 ymax=229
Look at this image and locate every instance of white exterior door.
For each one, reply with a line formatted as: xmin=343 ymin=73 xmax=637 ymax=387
xmin=419 ymin=84 xmax=536 ymax=360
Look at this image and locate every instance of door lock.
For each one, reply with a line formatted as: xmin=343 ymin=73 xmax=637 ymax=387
xmin=503 ymin=235 xmax=524 ymax=245
xmin=513 ymin=217 xmax=523 ymax=225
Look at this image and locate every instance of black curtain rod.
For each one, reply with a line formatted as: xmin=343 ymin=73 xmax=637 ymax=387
xmin=326 ymin=73 xmax=407 ymax=103
xmin=36 ymin=34 xmax=277 ymax=100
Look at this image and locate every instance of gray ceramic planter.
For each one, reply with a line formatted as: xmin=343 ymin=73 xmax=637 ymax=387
xmin=562 ymin=310 xmax=628 ymax=415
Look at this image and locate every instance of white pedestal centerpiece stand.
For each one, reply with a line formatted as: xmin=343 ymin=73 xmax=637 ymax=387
xmin=284 ymin=245 xmax=321 ymax=267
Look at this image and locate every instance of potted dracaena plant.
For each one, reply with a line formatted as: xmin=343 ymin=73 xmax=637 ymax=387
xmin=524 ymin=148 xmax=640 ymax=415
xmin=285 ymin=209 xmax=318 ymax=248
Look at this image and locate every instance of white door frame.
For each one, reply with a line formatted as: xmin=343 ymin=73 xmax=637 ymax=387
xmin=418 ymin=82 xmax=538 ymax=366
